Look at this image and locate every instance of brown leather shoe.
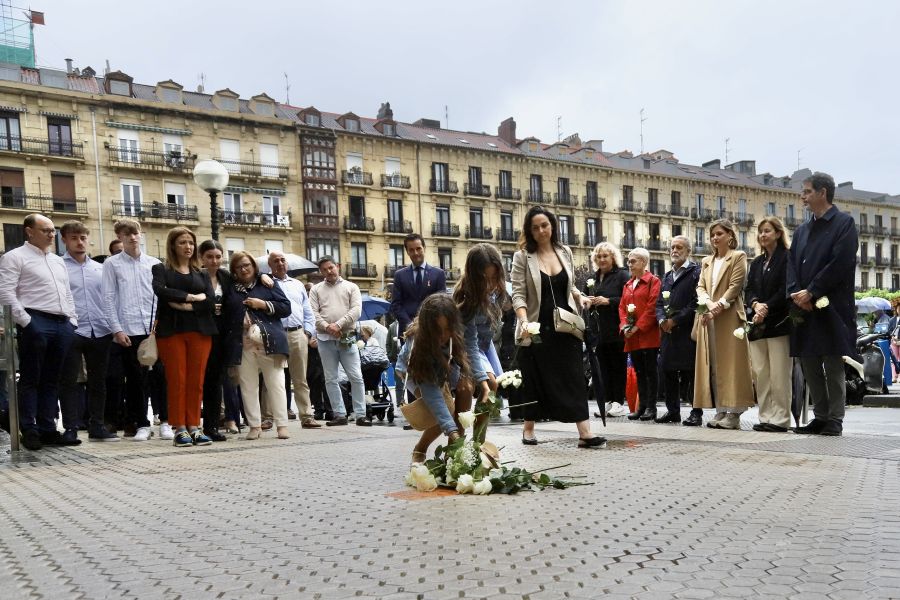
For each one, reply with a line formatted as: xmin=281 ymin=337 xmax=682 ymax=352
xmin=301 ymin=419 xmax=322 ymax=429
xmin=261 ymin=419 xmax=273 ymax=431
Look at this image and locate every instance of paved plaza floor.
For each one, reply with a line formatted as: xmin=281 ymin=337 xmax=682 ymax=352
xmin=1 ymin=408 xmax=900 ymax=599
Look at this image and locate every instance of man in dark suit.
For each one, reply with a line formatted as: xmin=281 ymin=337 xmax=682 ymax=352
xmin=390 ymin=233 xmax=446 ymax=338
xmin=788 ymin=172 xmax=858 ymax=437
xmin=654 ymin=236 xmax=701 ymax=424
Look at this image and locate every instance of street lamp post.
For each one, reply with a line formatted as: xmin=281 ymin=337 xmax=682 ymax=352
xmin=192 ymin=159 xmax=229 ymax=241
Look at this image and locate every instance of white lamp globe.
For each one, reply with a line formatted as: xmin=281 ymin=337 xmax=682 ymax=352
xmin=193 ymin=159 xmax=229 ymax=192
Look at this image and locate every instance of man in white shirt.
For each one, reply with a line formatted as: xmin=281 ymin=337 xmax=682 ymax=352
xmin=101 ymin=219 xmax=170 ymax=442
xmin=267 ymin=251 xmax=321 ymax=428
xmin=58 ymin=221 xmax=119 ymax=443
xmin=0 ymin=214 xmax=77 ymax=451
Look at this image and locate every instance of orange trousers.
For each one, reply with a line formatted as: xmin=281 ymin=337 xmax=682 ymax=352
xmin=157 ymin=331 xmax=212 ymax=428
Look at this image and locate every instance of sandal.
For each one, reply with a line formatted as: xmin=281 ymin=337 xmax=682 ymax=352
xmin=411 ymin=450 xmax=427 ymax=464
xmin=522 ymin=435 xmax=538 ymax=445
xmin=447 ymin=430 xmax=461 ymax=444
xmin=245 ymin=427 xmax=261 ymax=441
xmin=578 ymin=436 xmax=607 ymax=449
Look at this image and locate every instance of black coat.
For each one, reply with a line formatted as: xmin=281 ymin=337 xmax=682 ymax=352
xmin=745 ymin=245 xmax=790 ymax=341
xmin=587 ymin=267 xmax=630 ymax=346
xmin=221 ymin=276 xmax=292 ymax=366
xmin=787 ymin=204 xmax=858 ymax=357
xmin=151 ymin=264 xmax=217 ymax=338
xmin=655 ymin=261 xmax=700 ymax=371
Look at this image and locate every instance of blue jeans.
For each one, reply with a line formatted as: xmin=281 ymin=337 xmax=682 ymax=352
xmin=17 ymin=311 xmax=76 ymax=433
xmin=318 ymin=339 xmax=366 ymax=419
xmin=408 ymin=379 xmax=457 ymax=435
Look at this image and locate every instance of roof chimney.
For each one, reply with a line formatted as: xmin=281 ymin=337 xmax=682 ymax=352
xmin=377 ymin=102 xmax=393 ymax=120
xmin=702 ymin=159 xmax=721 ymax=170
xmin=65 ymin=58 xmax=73 ymax=74
xmin=498 ymin=117 xmax=516 ymax=146
xmin=838 ymin=181 xmax=854 ymax=189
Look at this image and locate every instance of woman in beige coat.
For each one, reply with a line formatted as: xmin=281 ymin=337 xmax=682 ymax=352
xmin=692 ymin=219 xmax=755 ymax=429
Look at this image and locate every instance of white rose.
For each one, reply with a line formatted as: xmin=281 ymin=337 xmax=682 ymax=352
xmin=480 ymin=452 xmax=492 ymax=469
xmin=627 ymin=303 xmax=636 ymax=313
xmin=405 ymin=468 xmax=417 ymax=487
xmin=473 ymin=478 xmax=493 ymax=495
xmin=356 ymin=340 xmax=365 ymax=349
xmin=662 ymin=291 xmax=671 ymax=300
xmin=586 ymin=278 xmax=595 ymax=288
xmin=457 ymin=410 xmax=476 ymax=430
xmin=411 ymin=465 xmax=437 ymax=492
xmin=697 ymin=292 xmax=710 ymax=303
xmin=455 ymin=473 xmax=474 ymax=494
xmin=526 ymin=322 xmax=541 ymax=335
xmin=512 ymin=376 xmax=523 ymax=388
xmin=815 ymin=296 xmax=830 ymax=309
xmin=733 ymin=327 xmax=745 ymax=340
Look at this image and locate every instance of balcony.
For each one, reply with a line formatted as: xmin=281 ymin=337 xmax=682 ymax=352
xmin=429 ymin=180 xmax=458 ymax=195
xmin=0 ymin=192 xmax=87 ymax=214
xmin=344 ymin=216 xmax=375 ymax=232
xmin=383 ymin=219 xmax=413 ymax=235
xmin=341 ymin=170 xmax=373 ymax=187
xmin=584 ymin=235 xmax=607 ymax=248
xmin=444 ymin=268 xmax=460 ymax=281
xmin=785 ymin=216 xmax=804 ymax=229
xmin=876 ymin=257 xmax=890 ymax=267
xmin=464 ymin=182 xmax=491 ymax=197
xmin=496 ymin=228 xmax=521 ymax=243
xmin=734 ymin=212 xmax=756 ymax=226
xmin=646 ymin=239 xmax=667 ymax=252
xmin=645 ymin=202 xmax=667 ymax=216
xmin=691 ymin=208 xmax=714 ymax=221
xmin=621 ymin=237 xmax=642 ymax=250
xmin=669 ymin=205 xmax=690 ymax=218
xmin=302 ymin=165 xmax=336 ymax=181
xmin=874 ymin=226 xmax=889 ymax=237
xmin=891 ymin=228 xmax=900 ymax=238
xmin=381 ymin=173 xmax=411 ymax=189
xmin=527 ymin=190 xmax=551 ymax=203
xmin=385 ymin=264 xmax=402 ymax=278
xmin=694 ymin=243 xmax=714 ymax=255
xmin=619 ymin=200 xmax=642 ymax=213
xmin=222 ymin=210 xmax=291 ymax=228
xmin=431 ymin=223 xmax=460 ymax=237
xmin=1 ymin=136 xmax=85 ymax=160
xmin=304 ymin=213 xmax=339 ymax=229
xmin=465 ymin=225 xmax=493 ymax=240
xmin=584 ymin=196 xmax=607 ymax=210
xmin=215 ymin=158 xmax=289 ymax=181
xmin=554 ymin=193 xmax=578 ymax=207
xmin=107 ymin=147 xmax=196 ymax=173
xmin=892 ymin=258 xmax=900 ymax=269
xmin=495 ymin=187 xmax=522 ymax=201
xmin=740 ymin=246 xmax=757 ymax=258
xmin=112 ymin=201 xmax=198 ymax=222
xmin=559 ymin=232 xmax=580 ymax=246
xmin=344 ymin=263 xmax=377 ymax=279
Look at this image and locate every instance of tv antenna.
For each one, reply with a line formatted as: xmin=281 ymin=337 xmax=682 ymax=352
xmin=557 ymin=116 xmax=562 ymax=142
xmin=640 ymin=108 xmax=647 ymax=154
xmin=284 ymin=72 xmax=290 ymax=105
xmin=797 ymin=148 xmax=803 ymax=171
xmin=445 ymin=105 xmax=449 ymax=129
xmin=725 ymin=138 xmax=731 ymax=164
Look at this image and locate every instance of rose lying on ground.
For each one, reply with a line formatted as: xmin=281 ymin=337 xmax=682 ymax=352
xmin=405 ymin=464 xmax=438 ymax=492
xmin=455 ymin=473 xmax=474 ymax=494
xmin=473 ymin=478 xmax=492 ymax=495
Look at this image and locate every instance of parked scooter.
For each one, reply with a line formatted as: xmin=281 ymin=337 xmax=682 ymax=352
xmin=844 ymin=327 xmax=890 ymax=404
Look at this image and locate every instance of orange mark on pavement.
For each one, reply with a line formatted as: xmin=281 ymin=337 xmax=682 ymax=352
xmin=387 ymin=488 xmax=458 ymax=500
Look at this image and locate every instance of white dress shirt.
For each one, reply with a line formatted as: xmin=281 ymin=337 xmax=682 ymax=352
xmin=64 ymin=253 xmax=113 ymax=338
xmin=102 ymin=250 xmax=160 ymax=336
xmin=0 ymin=242 xmax=77 ymax=328
xmin=275 ymin=275 xmax=315 ymax=335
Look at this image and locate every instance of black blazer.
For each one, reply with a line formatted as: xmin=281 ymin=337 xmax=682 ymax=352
xmin=151 ymin=263 xmax=217 ymax=338
xmin=587 ymin=266 xmax=630 ymax=346
xmin=745 ymin=245 xmax=790 ymax=340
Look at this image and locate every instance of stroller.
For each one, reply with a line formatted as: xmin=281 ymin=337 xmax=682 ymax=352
xmin=339 ymin=340 xmax=394 ymax=423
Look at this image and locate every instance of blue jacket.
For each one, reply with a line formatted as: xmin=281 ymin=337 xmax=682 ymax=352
xmin=390 ymin=263 xmax=446 ymax=337
xmin=221 ymin=276 xmax=292 ymax=366
xmin=655 ymin=261 xmax=700 ymax=371
xmin=787 ymin=204 xmax=858 ymax=357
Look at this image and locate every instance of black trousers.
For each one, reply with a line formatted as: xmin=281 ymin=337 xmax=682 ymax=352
xmin=660 ymin=367 xmax=694 ymax=415
xmin=202 ymin=334 xmax=226 ymax=430
xmin=119 ymin=336 xmax=151 ymax=429
xmin=105 ymin=342 xmax=125 ymax=427
xmin=58 ymin=334 xmax=112 ymax=430
xmin=630 ymin=348 xmax=659 ymax=411
xmin=596 ymin=342 xmax=627 ymax=409
xmin=307 ymin=345 xmax=331 ymax=418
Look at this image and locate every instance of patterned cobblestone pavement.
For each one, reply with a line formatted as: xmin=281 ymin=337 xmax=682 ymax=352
xmin=1 ymin=414 xmax=899 ymax=599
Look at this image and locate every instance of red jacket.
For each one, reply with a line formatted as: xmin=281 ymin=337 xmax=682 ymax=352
xmin=619 ymin=271 xmax=662 ymax=352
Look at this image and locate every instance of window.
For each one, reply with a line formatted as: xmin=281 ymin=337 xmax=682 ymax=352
xmin=307 ymin=237 xmax=339 ymax=263
xmin=585 ymin=218 xmax=599 ymax=247
xmin=558 ymin=215 xmax=571 ymax=242
xmin=861 ymin=272 xmax=869 ymax=289
xmin=499 ymin=170 xmax=512 ymax=193
xmin=305 ymin=113 xmax=320 ymax=127
xmin=382 ymin=123 xmax=395 ymax=136
xmin=861 ymin=242 xmax=869 ymax=263
xmin=109 ymin=80 xmax=130 ymax=96
xmin=695 ymin=193 xmax=704 ymax=212
xmin=305 ymin=191 xmax=336 ymax=215
xmin=435 ymin=204 xmax=450 ymax=228
xmin=624 ymin=185 xmax=634 ymax=205
xmin=649 ymin=222 xmax=661 ymax=245
xmin=469 ymin=208 xmax=483 ymax=233
xmin=389 ymin=245 xmax=404 ymax=268
xmin=438 ymin=248 xmax=452 ymax=271
xmin=502 ymin=252 xmax=514 ymax=275
xmin=738 ymin=198 xmax=747 ymax=218
xmin=385 ymin=157 xmax=401 ymax=175
xmin=388 ymin=199 xmax=403 ymax=224
xmin=695 ymin=227 xmax=704 ymax=248
xmin=787 ymin=204 xmax=796 ymax=220
xmin=649 ymin=260 xmax=665 ymax=278
xmin=892 ymin=244 xmax=898 ymax=261
xmin=263 ymin=195 xmax=282 ymax=224
xmin=766 ymin=201 xmax=776 ymax=216
xmin=557 ymin=177 xmax=570 ymax=200
xmin=468 ymin=166 xmax=482 ymax=188
xmin=530 ymin=174 xmax=542 ymax=197
xmin=259 ymin=144 xmax=279 ymax=178
xmin=224 ymin=192 xmax=242 ymax=215
xmin=351 ymin=242 xmax=367 ymax=267
xmin=876 ymin=244 xmax=883 ymax=261
xmin=349 ymin=195 xmax=365 ymax=222
xmin=219 ymin=139 xmax=241 ymax=174
xmin=431 ymin=162 xmax=449 ymax=192
xmin=740 ymin=231 xmax=748 ymax=248
xmin=0 ymin=168 xmax=25 ymax=207
xmin=47 ymin=118 xmax=73 ymax=156
xmin=500 ymin=211 xmax=513 ymax=236
xmin=624 ymin=221 xmax=636 ymax=247
xmin=346 ymin=152 xmax=363 ymax=172
xmin=648 ymin=188 xmax=659 ymax=208
xmin=345 ymin=119 xmax=359 ymax=132
xmin=717 ymin=196 xmax=726 ymax=215
xmin=264 ymin=239 xmax=283 ymax=254
xmin=3 ymin=222 xmax=25 ymax=252
xmin=893 ymin=274 xmax=899 ymax=292
xmin=121 ymin=179 xmax=142 ymax=215
xmin=0 ymin=111 xmax=21 ymax=150
xmin=586 ymin=181 xmax=598 ymax=204
xmin=162 ymin=134 xmax=183 ymax=156
xmin=876 ymin=215 xmax=884 ymax=228
xmin=225 ymin=238 xmax=245 ymax=257
xmin=117 ymin=130 xmax=139 ymax=163
xmin=876 ymin=273 xmax=883 ymax=289
xmin=50 ymin=173 xmax=76 ymax=211
xmin=671 ymin=190 xmax=681 ymax=208
xmin=165 ymin=182 xmax=186 ymax=205
xmin=672 ymin=224 xmax=682 ymax=237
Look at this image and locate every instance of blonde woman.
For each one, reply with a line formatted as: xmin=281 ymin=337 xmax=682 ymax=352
xmin=693 ymin=219 xmax=755 ymax=429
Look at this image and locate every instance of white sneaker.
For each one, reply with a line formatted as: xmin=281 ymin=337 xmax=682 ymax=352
xmin=133 ymin=426 xmax=153 ymax=441
xmin=609 ymin=403 xmax=630 ymax=417
xmin=159 ymin=422 xmax=174 ymax=440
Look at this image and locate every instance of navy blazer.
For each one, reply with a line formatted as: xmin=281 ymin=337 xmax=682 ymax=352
xmin=221 ymin=276 xmax=292 ymax=366
xmin=390 ymin=263 xmax=447 ymax=336
xmin=745 ymin=246 xmax=790 ymax=340
xmin=655 ymin=261 xmax=700 ymax=371
xmin=787 ymin=204 xmax=858 ymax=357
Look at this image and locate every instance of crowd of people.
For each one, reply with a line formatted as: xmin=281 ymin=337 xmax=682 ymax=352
xmin=0 ymin=170 xmax=859 ymax=456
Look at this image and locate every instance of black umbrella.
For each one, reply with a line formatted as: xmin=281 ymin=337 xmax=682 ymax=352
xmin=583 ymin=308 xmax=606 ymax=426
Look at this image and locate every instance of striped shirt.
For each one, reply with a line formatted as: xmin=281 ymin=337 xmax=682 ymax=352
xmin=64 ymin=253 xmax=112 ymax=338
xmin=102 ymin=250 xmax=160 ymax=336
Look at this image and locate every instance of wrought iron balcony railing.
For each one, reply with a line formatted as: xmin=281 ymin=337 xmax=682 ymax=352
xmin=619 ymin=201 xmax=642 ymax=213
xmin=464 ymin=183 xmax=491 ymax=197
xmin=0 ymin=192 xmax=87 ymax=214
xmin=341 ymin=170 xmax=373 ymax=186
xmin=215 ymin=158 xmax=289 ymax=180
xmin=221 ymin=210 xmax=291 ymax=227
xmin=669 ymin=205 xmax=690 ymax=218
xmin=1 ymin=135 xmax=84 ymax=159
xmin=465 ymin=225 xmax=493 ymax=240
xmin=691 ymin=208 xmax=714 ymax=221
xmin=554 ymin=193 xmax=578 ymax=207
xmin=302 ymin=165 xmax=336 ymax=180
xmin=108 ymin=147 xmax=196 ymax=172
xmin=583 ymin=196 xmax=607 ymax=210
xmin=383 ymin=219 xmax=413 ymax=234
xmin=343 ymin=216 xmax=375 ymax=232
xmin=496 ymin=228 xmax=520 ymax=242
xmin=645 ymin=202 xmax=667 ymax=216
xmin=381 ymin=173 xmax=411 ymax=189
xmin=444 ymin=268 xmax=460 ymax=281
xmin=344 ymin=263 xmax=377 ymax=278
xmin=112 ymin=201 xmax=198 ymax=221
xmin=559 ymin=232 xmax=580 ymax=246
xmin=527 ymin=190 xmax=551 ymax=203
xmin=431 ymin=223 xmax=460 ymax=237
xmin=495 ymin=187 xmax=521 ymax=201
xmin=429 ymin=180 xmax=458 ymax=194
xmin=385 ymin=264 xmax=402 ymax=278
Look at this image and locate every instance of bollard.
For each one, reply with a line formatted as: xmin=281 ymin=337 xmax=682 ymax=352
xmin=3 ymin=306 xmax=19 ymax=452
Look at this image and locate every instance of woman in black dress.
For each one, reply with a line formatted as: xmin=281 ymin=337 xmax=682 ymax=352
xmin=510 ymin=205 xmax=605 ymax=448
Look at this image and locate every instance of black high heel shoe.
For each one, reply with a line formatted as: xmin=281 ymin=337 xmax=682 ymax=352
xmin=578 ymin=436 xmax=607 ymax=448
xmin=521 ymin=435 xmax=538 ymax=445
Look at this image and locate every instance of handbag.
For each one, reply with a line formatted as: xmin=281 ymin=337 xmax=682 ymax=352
xmin=137 ymin=295 xmax=158 ymax=367
xmin=544 ymin=256 xmax=585 ymax=340
xmin=400 ymin=383 xmax=455 ymax=431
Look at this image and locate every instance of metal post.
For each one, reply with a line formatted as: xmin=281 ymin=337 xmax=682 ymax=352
xmin=210 ymin=191 xmax=220 ymax=241
xmin=3 ymin=306 xmax=19 ymax=451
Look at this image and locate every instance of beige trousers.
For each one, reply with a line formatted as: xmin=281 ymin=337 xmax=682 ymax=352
xmin=261 ymin=330 xmax=312 ymax=420
xmin=749 ymin=335 xmax=792 ymax=428
xmin=239 ymin=350 xmax=289 ymax=428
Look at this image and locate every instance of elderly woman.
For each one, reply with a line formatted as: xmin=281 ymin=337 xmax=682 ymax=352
xmin=586 ymin=242 xmax=631 ymax=417
xmin=222 ymin=251 xmax=292 ymax=440
xmin=512 ymin=205 xmax=604 ymax=448
xmin=694 ymin=219 xmax=755 ymax=429
xmin=745 ymin=217 xmax=792 ymax=432
xmin=618 ymin=248 xmax=661 ymax=421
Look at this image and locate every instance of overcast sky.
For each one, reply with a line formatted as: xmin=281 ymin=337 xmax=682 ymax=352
xmin=25 ymin=0 xmax=900 ymax=194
